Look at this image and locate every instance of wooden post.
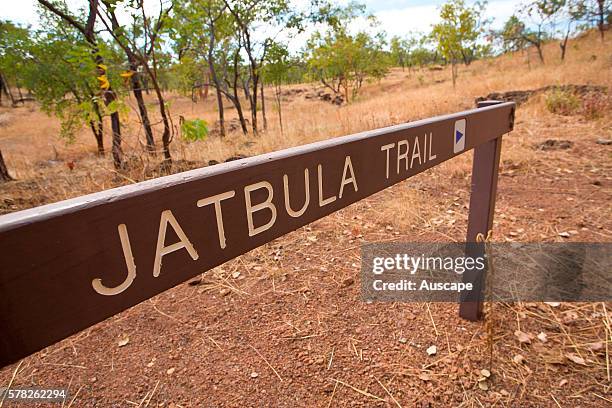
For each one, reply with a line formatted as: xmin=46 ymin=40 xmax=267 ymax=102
xmin=459 ymin=100 xmax=513 ymax=321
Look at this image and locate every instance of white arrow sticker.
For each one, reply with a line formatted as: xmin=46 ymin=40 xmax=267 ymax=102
xmin=454 ymin=119 xmax=466 ymax=154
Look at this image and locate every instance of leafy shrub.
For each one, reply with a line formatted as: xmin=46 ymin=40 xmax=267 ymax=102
xmin=181 ymin=118 xmax=208 ymax=142
xmin=545 ymin=89 xmax=581 ymax=116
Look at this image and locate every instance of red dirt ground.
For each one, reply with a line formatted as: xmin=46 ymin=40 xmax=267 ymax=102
xmin=1 ymin=102 xmax=611 ymax=407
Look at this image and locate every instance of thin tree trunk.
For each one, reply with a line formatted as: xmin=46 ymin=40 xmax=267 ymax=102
xmin=597 ymin=0 xmax=605 ymax=40
xmin=89 ymin=121 xmax=104 ymax=156
xmin=94 ymin=56 xmax=123 ymax=168
xmin=0 ymin=73 xmax=16 ymax=107
xmin=97 ymin=63 xmax=123 ymax=169
xmin=275 ymin=83 xmax=283 ymax=135
xmin=214 ymin=84 xmax=225 ymax=137
xmin=15 ymin=84 xmax=24 ymax=106
xmin=91 ymin=101 xmax=104 ymax=156
xmin=0 ymin=149 xmax=13 ymax=182
xmin=233 ymin=89 xmax=248 ymax=134
xmin=129 ymin=63 xmax=155 ymax=152
xmin=251 ymin=74 xmax=258 ymax=135
xmin=208 ymin=33 xmax=225 ymax=137
xmin=536 ymin=44 xmax=545 ymax=63
xmin=110 ymin=111 xmax=123 ymax=168
xmin=560 ymin=21 xmax=571 ymax=61
xmin=92 ymin=45 xmax=123 ymax=168
xmin=231 ymin=48 xmax=248 ymax=135
xmin=98 ymin=61 xmax=124 ymax=169
xmin=560 ymin=37 xmax=568 ymax=61
xmin=202 ymin=69 xmax=210 ymax=99
xmin=143 ymin=76 xmax=150 ymax=94
xmin=143 ymin=62 xmax=172 ymax=164
xmin=133 ymin=82 xmax=155 ymax=151
xmin=260 ymin=79 xmax=267 ymax=131
xmin=342 ymin=78 xmax=349 ymax=103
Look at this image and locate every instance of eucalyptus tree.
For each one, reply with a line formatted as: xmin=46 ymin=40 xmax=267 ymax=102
xmin=262 ymin=42 xmax=290 ymax=134
xmin=97 ymin=0 xmax=174 ymax=163
xmin=222 ymin=0 xmax=304 ymax=135
xmin=173 ymin=0 xmax=250 ymax=135
xmin=517 ymin=0 xmax=566 ymax=63
xmin=407 ymin=35 xmax=441 ymax=68
xmin=305 ymin=3 xmax=390 ymax=103
xmin=0 ymin=20 xmax=30 ymax=107
xmin=499 ymin=15 xmax=529 ymax=52
xmin=22 ymin=28 xmax=108 ymax=153
xmin=37 ymin=0 xmax=124 ymax=168
xmin=557 ymin=1 xmax=588 ymax=60
xmin=98 ymin=6 xmax=156 ymax=153
xmin=578 ymin=0 xmax=611 ymax=39
xmin=0 ymin=18 xmax=117 ymax=155
xmin=390 ymin=36 xmax=412 ymax=71
xmin=219 ymin=35 xmax=250 ymax=134
xmin=431 ymin=0 xmax=489 ymax=87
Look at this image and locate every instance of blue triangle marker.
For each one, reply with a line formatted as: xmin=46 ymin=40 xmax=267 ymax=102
xmin=456 ymin=130 xmax=463 ymax=143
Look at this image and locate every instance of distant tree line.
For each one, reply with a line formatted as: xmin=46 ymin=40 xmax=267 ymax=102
xmin=0 ymin=0 xmax=608 ymax=178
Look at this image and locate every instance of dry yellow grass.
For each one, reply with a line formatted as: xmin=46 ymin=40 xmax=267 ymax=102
xmin=0 ymin=30 xmax=610 ymax=206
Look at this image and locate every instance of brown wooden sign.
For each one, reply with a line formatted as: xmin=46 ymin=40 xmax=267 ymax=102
xmin=0 ymin=102 xmax=515 ymax=367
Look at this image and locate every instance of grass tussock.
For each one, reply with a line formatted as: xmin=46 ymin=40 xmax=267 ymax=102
xmin=545 ymin=89 xmax=582 ymax=115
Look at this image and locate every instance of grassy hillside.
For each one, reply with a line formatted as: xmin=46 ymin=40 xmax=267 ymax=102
xmin=0 ymin=30 xmax=610 ymax=407
xmin=0 ymin=30 xmax=609 ymax=210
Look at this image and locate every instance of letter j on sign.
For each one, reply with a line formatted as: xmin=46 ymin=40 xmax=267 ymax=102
xmin=454 ymin=119 xmax=466 ymax=153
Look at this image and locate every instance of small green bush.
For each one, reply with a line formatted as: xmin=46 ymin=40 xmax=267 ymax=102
xmin=545 ymin=89 xmax=581 ymax=116
xmin=181 ymin=118 xmax=208 ymax=142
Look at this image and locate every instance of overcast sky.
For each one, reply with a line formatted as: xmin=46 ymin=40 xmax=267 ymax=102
xmin=4 ymin=0 xmax=520 ymax=41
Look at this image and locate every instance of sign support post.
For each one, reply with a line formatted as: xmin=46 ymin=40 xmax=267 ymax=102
xmin=459 ymin=100 xmax=514 ymax=321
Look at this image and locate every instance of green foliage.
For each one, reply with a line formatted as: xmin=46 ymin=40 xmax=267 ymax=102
xmin=389 ymin=33 xmax=441 ymax=69
xmin=545 ymin=89 xmax=581 ymax=115
xmin=312 ymin=1 xmax=368 ymax=34
xmin=305 ymin=3 xmax=389 ymax=102
xmin=105 ymin=99 xmax=130 ymax=120
xmin=181 ymin=118 xmax=209 ymax=142
xmin=499 ymin=15 xmax=527 ymax=52
xmin=5 ymin=0 xmax=603 ymax=155
xmin=167 ymin=55 xmax=204 ymax=96
xmin=263 ymin=42 xmax=291 ymax=85
xmin=0 ymin=20 xmax=31 ymax=87
xmin=389 ymin=36 xmax=411 ymax=69
xmin=545 ymin=89 xmax=610 ymax=119
xmin=524 ymin=0 xmax=566 ymax=20
xmin=497 ymin=1 xmax=570 ymax=62
xmin=431 ymin=0 xmax=490 ymax=67
xmin=307 ymin=31 xmax=389 ymax=102
xmin=0 ymin=15 xmax=132 ymax=143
